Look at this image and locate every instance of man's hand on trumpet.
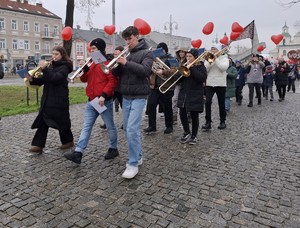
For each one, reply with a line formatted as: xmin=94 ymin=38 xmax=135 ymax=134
xmin=116 ymin=56 xmax=127 ymax=66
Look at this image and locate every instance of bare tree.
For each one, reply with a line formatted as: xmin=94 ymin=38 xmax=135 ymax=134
xmin=277 ymin=0 xmax=300 ymax=7
xmin=63 ymin=0 xmax=105 ymax=56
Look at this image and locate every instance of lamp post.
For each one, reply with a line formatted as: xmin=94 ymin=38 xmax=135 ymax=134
xmin=164 ymin=15 xmax=178 ymax=55
xmin=112 ymin=0 xmax=116 ymax=50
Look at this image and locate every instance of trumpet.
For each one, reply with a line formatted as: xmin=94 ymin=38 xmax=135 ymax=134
xmin=24 ymin=59 xmax=53 ymax=89
xmin=206 ymin=46 xmax=230 ymax=63
xmin=69 ymin=57 xmax=93 ymax=82
xmin=102 ymin=47 xmax=129 ymax=74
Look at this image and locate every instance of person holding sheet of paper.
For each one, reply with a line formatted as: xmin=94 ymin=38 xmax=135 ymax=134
xmin=64 ymin=38 xmax=119 ymax=164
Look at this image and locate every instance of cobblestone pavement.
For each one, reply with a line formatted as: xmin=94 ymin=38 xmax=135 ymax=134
xmin=1 ymin=82 xmax=300 ymax=227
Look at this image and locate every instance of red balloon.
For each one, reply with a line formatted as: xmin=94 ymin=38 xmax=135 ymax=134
xmin=231 ymin=22 xmax=244 ymax=33
xmin=87 ymin=41 xmax=92 ymax=53
xmin=202 ymin=22 xmax=214 ymax=35
xmin=104 ymin=25 xmax=116 ymax=35
xmin=257 ymin=45 xmax=264 ymax=52
xmin=219 ymin=35 xmax=229 ymax=45
xmin=134 ymin=18 xmax=151 ymax=35
xmin=271 ymin=34 xmax=284 ymax=45
xmin=61 ymin=26 xmax=73 ymax=41
xmin=191 ymin=39 xmax=202 ymax=48
xmin=230 ymin=32 xmax=241 ymax=41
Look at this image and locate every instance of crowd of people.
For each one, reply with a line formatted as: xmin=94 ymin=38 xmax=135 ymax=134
xmin=25 ymin=25 xmax=299 ymax=180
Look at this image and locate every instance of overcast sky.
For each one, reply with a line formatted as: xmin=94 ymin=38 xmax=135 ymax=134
xmin=41 ymin=0 xmax=300 ymax=53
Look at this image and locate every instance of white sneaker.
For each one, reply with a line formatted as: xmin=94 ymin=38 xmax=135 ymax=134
xmin=122 ymin=165 xmax=138 ymax=179
xmin=138 ymin=158 xmax=143 ymax=166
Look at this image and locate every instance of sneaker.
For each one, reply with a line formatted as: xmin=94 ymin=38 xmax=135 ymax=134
xmin=126 ymin=158 xmax=143 ymax=167
xmin=164 ymin=127 xmax=173 ymax=134
xmin=29 ymin=146 xmax=43 ymax=153
xmin=202 ymin=121 xmax=212 ymax=130
xmin=143 ymin=126 xmax=156 ymax=134
xmin=60 ymin=141 xmax=74 ymax=150
xmin=104 ymin=148 xmax=119 ymax=160
xmin=100 ymin=124 xmax=107 ymax=129
xmin=122 ymin=165 xmax=138 ymax=179
xmin=180 ymin=132 xmax=191 ymax=144
xmin=278 ymin=98 xmax=282 ymax=102
xmin=247 ymin=103 xmax=253 ymax=107
xmin=218 ymin=122 xmax=227 ymax=130
xmin=64 ymin=151 xmax=82 ymax=164
xmin=188 ymin=136 xmax=197 ymax=145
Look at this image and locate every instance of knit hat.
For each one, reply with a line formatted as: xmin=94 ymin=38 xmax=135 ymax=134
xmin=211 ymin=43 xmax=222 ymax=50
xmin=187 ymin=48 xmax=199 ymax=58
xmin=90 ymin=38 xmax=106 ymax=52
xmin=235 ymin=60 xmax=241 ymax=65
xmin=265 ymin=65 xmax=274 ymax=73
xmin=157 ymin=42 xmax=168 ymax=53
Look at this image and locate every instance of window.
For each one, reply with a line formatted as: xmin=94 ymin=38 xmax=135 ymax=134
xmin=0 ymin=39 xmax=5 ymax=49
xmin=24 ymin=40 xmax=29 ymax=50
xmin=12 ymin=40 xmax=18 ymax=49
xmin=44 ymin=24 xmax=49 ymax=37
xmin=12 ymin=20 xmax=17 ymax=30
xmin=35 ymin=41 xmax=40 ymax=51
xmin=0 ymin=18 xmax=5 ymax=30
xmin=44 ymin=41 xmax=50 ymax=54
xmin=53 ymin=26 xmax=58 ymax=36
xmin=23 ymin=21 xmax=29 ymax=32
xmin=76 ymin=43 xmax=84 ymax=56
xmin=34 ymin=23 xmax=40 ymax=33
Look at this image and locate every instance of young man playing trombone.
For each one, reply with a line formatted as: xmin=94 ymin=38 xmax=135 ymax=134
xmin=64 ymin=38 xmax=119 ymax=164
xmin=112 ymin=26 xmax=154 ymax=179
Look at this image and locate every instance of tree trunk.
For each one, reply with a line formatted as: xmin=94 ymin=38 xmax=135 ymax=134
xmin=63 ymin=0 xmax=74 ymax=57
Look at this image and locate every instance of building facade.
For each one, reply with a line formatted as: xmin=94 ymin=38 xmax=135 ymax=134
xmin=0 ymin=0 xmax=63 ymax=70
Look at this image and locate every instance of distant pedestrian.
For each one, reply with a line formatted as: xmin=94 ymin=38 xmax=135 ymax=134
xmin=263 ymin=65 xmax=275 ymax=101
xmin=287 ymin=64 xmax=298 ymax=93
xmin=274 ymin=58 xmax=290 ymax=101
xmin=0 ymin=62 xmax=4 ymax=79
xmin=235 ymin=60 xmax=247 ymax=105
xmin=225 ymin=58 xmax=237 ymax=112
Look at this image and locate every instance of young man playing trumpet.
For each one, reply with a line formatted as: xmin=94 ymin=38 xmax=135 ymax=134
xmin=112 ymin=26 xmax=154 ymax=179
xmin=64 ymin=38 xmax=119 ymax=164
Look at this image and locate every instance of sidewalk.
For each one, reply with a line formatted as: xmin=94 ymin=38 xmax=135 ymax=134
xmin=0 ymin=86 xmax=300 ymax=227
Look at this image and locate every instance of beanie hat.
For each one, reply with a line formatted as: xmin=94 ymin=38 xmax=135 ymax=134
xmin=211 ymin=43 xmax=222 ymax=51
xmin=187 ymin=48 xmax=199 ymax=58
xmin=235 ymin=60 xmax=241 ymax=64
xmin=265 ymin=65 xmax=274 ymax=73
xmin=157 ymin=42 xmax=168 ymax=53
xmin=90 ymin=38 xmax=106 ymax=52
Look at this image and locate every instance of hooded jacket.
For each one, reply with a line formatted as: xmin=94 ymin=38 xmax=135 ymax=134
xmin=204 ymin=54 xmax=229 ymax=87
xmin=112 ymin=38 xmax=154 ymax=99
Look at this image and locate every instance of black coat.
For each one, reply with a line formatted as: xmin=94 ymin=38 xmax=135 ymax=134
xmin=177 ymin=63 xmax=207 ymax=113
xmin=274 ymin=62 xmax=291 ymax=86
xmin=30 ymin=60 xmax=73 ymax=130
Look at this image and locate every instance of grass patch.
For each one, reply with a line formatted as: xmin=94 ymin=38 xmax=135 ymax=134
xmin=0 ymin=85 xmax=87 ymax=117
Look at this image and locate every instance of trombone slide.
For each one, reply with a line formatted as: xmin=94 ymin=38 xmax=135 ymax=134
xmin=69 ymin=57 xmax=93 ymax=81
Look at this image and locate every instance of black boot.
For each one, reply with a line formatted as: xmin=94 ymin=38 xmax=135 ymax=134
xmin=202 ymin=121 xmax=212 ymax=130
xmin=218 ymin=122 xmax=227 ymax=130
xmin=64 ymin=151 xmax=82 ymax=164
xmin=104 ymin=148 xmax=119 ymax=160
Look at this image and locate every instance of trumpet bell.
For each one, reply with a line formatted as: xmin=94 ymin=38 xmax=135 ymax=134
xmin=178 ymin=66 xmax=190 ymax=77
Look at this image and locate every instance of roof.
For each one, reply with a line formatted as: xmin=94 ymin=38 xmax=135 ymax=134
xmin=0 ymin=0 xmax=61 ymax=19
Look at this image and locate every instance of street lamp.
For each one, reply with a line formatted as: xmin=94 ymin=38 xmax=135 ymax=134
xmin=164 ymin=15 xmax=178 ymax=55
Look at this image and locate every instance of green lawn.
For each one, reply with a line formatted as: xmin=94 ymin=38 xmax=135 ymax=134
xmin=0 ymin=86 xmax=87 ymax=117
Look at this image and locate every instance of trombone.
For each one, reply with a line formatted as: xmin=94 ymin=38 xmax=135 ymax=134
xmin=159 ymin=51 xmax=209 ymax=94
xmin=69 ymin=57 xmax=93 ymax=82
xmin=101 ymin=46 xmax=129 ymax=74
xmin=205 ymin=46 xmax=230 ymax=63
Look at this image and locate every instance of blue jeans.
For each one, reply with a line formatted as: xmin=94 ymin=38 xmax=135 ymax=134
xmin=122 ymin=98 xmax=146 ymax=167
xmin=75 ymin=99 xmax=117 ymax=153
xmin=225 ymin=97 xmax=231 ymax=112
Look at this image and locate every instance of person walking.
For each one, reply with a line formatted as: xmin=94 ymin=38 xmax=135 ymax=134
xmin=235 ymin=60 xmax=247 ymax=105
xmin=274 ymin=58 xmax=290 ymax=101
xmin=26 ymin=46 xmax=74 ymax=153
xmin=112 ymin=26 xmax=154 ymax=179
xmin=225 ymin=58 xmax=237 ymax=112
xmin=64 ymin=38 xmax=119 ymax=164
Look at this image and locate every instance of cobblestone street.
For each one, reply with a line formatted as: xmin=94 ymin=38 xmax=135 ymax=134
xmin=0 ymin=80 xmax=300 ymax=227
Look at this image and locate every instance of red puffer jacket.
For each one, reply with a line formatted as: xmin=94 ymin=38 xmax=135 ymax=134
xmin=80 ymin=60 xmax=118 ymax=100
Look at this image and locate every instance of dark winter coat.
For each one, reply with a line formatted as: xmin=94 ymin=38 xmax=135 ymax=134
xmin=263 ymin=72 xmax=274 ymax=87
xmin=274 ymin=62 xmax=291 ymax=86
xmin=177 ymin=63 xmax=207 ymax=113
xmin=30 ymin=60 xmax=73 ymax=130
xmin=235 ymin=66 xmax=247 ymax=87
xmin=225 ymin=65 xmax=237 ymax=98
xmin=112 ymin=38 xmax=154 ymax=99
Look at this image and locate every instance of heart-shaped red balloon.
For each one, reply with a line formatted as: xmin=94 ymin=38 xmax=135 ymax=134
xmin=257 ymin=45 xmax=264 ymax=52
xmin=230 ymin=32 xmax=241 ymax=41
xmin=87 ymin=41 xmax=92 ymax=53
xmin=61 ymin=26 xmax=73 ymax=41
xmin=271 ymin=34 xmax=284 ymax=45
xmin=219 ymin=35 xmax=229 ymax=45
xmin=231 ymin=22 xmax=244 ymax=33
xmin=191 ymin=39 xmax=202 ymax=48
xmin=104 ymin=25 xmax=115 ymax=35
xmin=202 ymin=22 xmax=214 ymax=35
xmin=134 ymin=18 xmax=151 ymax=35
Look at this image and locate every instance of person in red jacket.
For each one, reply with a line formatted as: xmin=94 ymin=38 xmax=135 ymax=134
xmin=64 ymin=38 xmax=119 ymax=164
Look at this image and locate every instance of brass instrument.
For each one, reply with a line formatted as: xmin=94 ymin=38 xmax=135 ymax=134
xmin=24 ymin=59 xmax=52 ymax=89
xmin=206 ymin=46 xmax=230 ymax=63
xmin=159 ymin=51 xmax=209 ymax=94
xmin=69 ymin=57 xmax=93 ymax=82
xmin=102 ymin=46 xmax=129 ymax=74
